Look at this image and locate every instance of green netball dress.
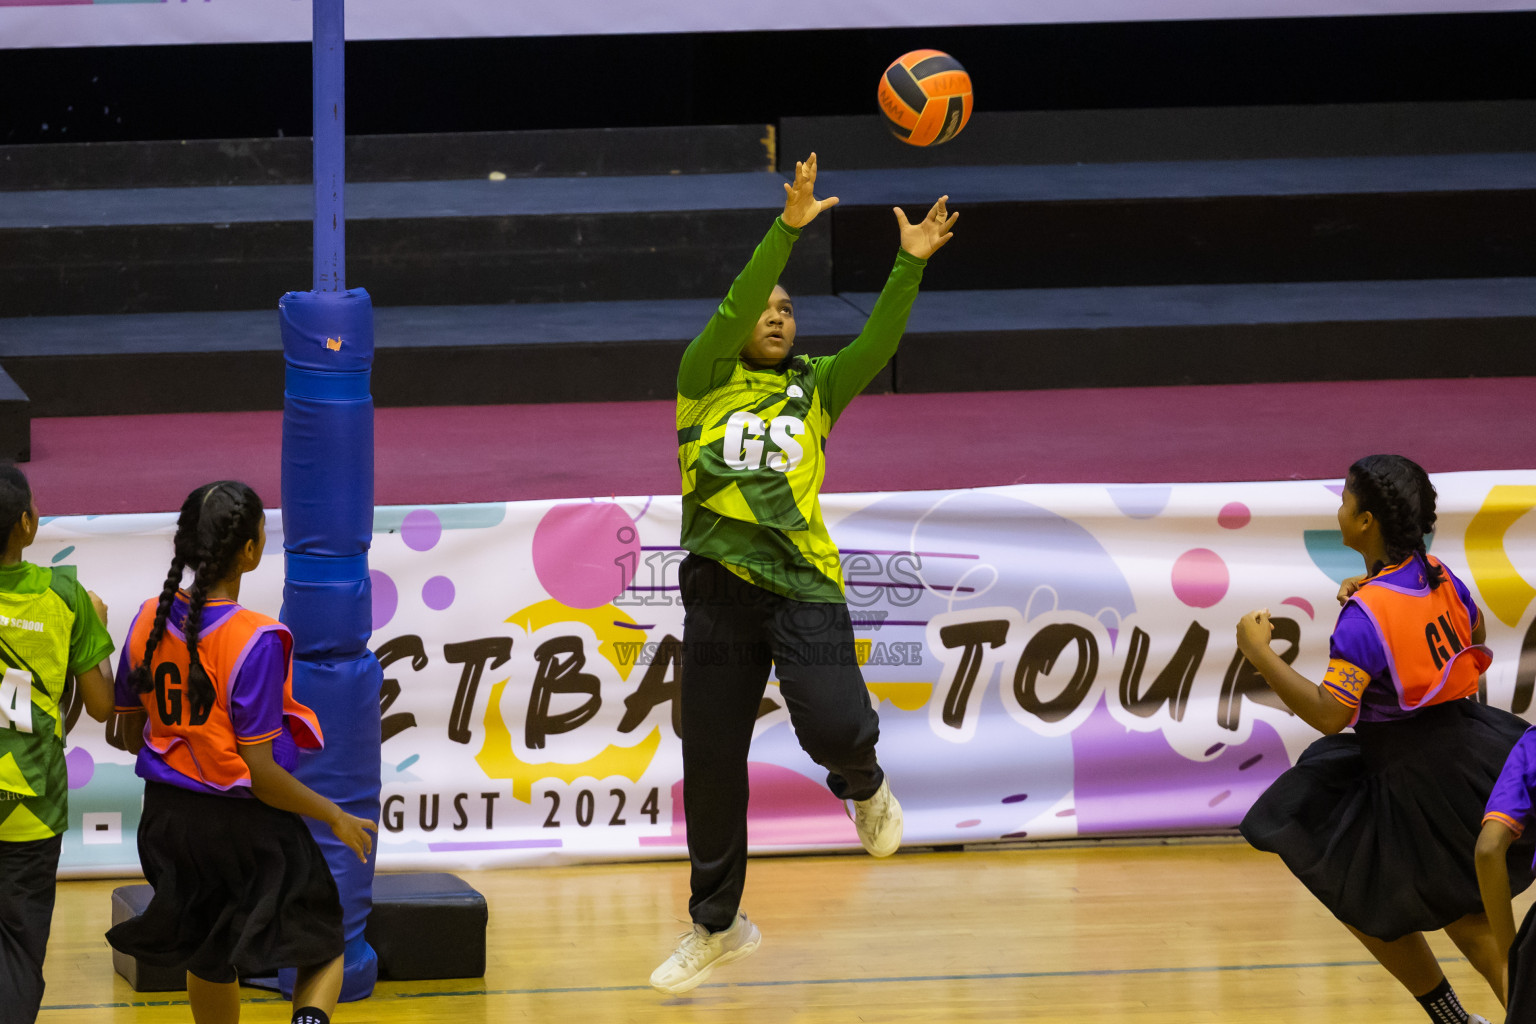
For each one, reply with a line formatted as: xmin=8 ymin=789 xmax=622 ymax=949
xmin=0 ymin=562 xmax=113 ymax=841
xmin=677 ymin=218 xmax=926 ymax=602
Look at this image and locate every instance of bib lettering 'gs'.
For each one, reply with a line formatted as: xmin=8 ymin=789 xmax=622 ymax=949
xmin=679 ymin=357 xmax=828 ymax=533
xmin=1348 ymin=556 xmax=1492 ymax=711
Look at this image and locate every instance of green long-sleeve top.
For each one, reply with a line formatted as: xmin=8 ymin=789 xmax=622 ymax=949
xmin=676 ymin=217 xmax=927 ymax=602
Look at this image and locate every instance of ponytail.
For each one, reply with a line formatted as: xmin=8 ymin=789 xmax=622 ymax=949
xmin=131 ymin=554 xmax=186 ymax=695
xmin=180 ymin=519 xmax=250 ymax=719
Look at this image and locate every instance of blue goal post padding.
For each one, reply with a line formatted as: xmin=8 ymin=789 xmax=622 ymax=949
xmin=279 ymin=287 xmax=383 ymax=1001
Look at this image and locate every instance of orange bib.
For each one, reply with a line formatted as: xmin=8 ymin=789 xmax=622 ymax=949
xmin=1347 ymin=556 xmax=1490 ymax=712
xmin=126 ymin=597 xmax=323 ymax=791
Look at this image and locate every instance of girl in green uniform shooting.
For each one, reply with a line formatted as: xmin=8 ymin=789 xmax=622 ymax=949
xmin=654 ymin=153 xmax=956 ymax=995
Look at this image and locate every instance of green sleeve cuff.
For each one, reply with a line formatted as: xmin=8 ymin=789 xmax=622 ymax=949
xmin=895 ymin=249 xmax=928 ymax=268
xmin=774 ymin=217 xmax=803 ymax=240
xmin=70 ymin=630 xmax=115 ymax=676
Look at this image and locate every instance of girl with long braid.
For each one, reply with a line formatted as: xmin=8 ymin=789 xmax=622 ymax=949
xmin=106 ymin=481 xmax=374 ymax=1024
xmin=1236 ymin=454 xmax=1533 ymax=1024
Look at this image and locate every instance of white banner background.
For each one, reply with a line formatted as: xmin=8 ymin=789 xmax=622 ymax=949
xmin=43 ymin=471 xmax=1536 ymax=878
xmin=2 ymin=0 xmax=1533 ymax=50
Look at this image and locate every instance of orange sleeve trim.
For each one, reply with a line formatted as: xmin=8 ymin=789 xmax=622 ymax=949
xmin=1483 ymin=811 xmax=1525 ymax=838
xmin=113 ymin=705 xmax=145 ymax=713
xmin=1321 ymin=682 xmax=1362 ymax=709
xmin=1322 ymin=658 xmax=1371 ymax=704
xmin=235 ymin=728 xmax=283 ymax=746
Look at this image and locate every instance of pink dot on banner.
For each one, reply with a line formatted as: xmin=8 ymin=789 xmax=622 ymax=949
xmin=1172 ymin=548 xmax=1230 ymax=608
xmin=66 ymin=747 xmax=94 ymax=789
xmin=371 ymin=570 xmax=399 ymax=630
xmin=1217 ymin=502 xmax=1251 ymax=530
xmin=401 ymin=508 xmax=443 ymax=552
xmin=422 ymin=576 xmax=456 ymax=611
xmin=1282 ymin=596 xmax=1316 ymax=620
xmin=532 ymin=503 xmax=642 ymax=609
xmin=956 ymin=819 xmax=982 ymax=829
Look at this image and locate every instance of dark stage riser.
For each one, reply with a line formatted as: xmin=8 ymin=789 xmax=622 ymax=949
xmin=7 ymin=175 xmax=1535 ymax=316
xmin=0 ymin=321 xmax=881 ymax=416
xmin=0 ymin=211 xmax=834 ymax=316
xmin=893 ymin=317 xmax=1536 ymax=394
xmin=780 ymin=102 xmax=1536 ymax=171
xmin=2 ymin=106 xmax=1534 ymax=420
xmin=0 ymin=126 xmax=773 ymax=191
xmin=3 ymin=287 xmax=1531 ymax=416
xmin=7 ymin=103 xmax=1532 ymax=192
xmin=831 ymin=190 xmax=1536 ymax=293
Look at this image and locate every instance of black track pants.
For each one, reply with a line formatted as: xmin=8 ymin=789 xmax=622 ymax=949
xmin=679 ymin=554 xmax=883 ymax=932
xmin=0 ymin=834 xmax=62 ymax=1024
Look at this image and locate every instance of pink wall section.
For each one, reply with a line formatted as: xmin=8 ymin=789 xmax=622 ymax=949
xmin=30 ymin=378 xmax=1536 ymax=516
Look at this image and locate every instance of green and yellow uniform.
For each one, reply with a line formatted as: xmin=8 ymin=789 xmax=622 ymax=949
xmin=677 ymin=218 xmax=926 ymax=602
xmin=0 ymin=562 xmax=114 ymax=841
xmin=674 ymin=215 xmax=927 ymax=933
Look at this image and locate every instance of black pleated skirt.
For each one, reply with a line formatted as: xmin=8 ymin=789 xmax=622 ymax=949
xmin=105 ymin=781 xmax=344 ymax=983
xmin=1240 ymin=698 xmax=1536 ymax=942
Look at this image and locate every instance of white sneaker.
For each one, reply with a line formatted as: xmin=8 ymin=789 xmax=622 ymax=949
xmin=649 ymin=912 xmax=761 ymax=995
xmin=850 ymin=777 xmax=903 ymax=857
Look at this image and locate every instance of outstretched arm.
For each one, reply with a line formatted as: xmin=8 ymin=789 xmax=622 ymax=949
xmin=820 ymin=196 xmax=958 ymax=420
xmin=1235 ymin=609 xmax=1354 ymax=735
xmin=677 ymin=154 xmax=839 ymax=399
xmin=238 ymin=740 xmax=377 ymax=862
xmin=1476 ymin=819 xmax=1517 ymax=1005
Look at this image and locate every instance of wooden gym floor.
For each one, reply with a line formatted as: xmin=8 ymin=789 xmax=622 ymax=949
xmin=38 ymin=838 xmax=1535 ymax=1024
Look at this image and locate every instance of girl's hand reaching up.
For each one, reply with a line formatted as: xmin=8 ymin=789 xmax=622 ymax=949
xmin=896 ymin=195 xmax=959 ymax=259
xmin=781 ymin=152 xmax=839 ymax=229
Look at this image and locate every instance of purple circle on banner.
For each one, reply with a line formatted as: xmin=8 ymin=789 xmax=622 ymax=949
xmin=401 ymin=508 xmax=443 ymax=552
xmin=532 ymin=503 xmax=642 ymax=609
xmin=66 ymin=746 xmax=94 ymax=789
xmin=1172 ymin=548 xmax=1230 ymax=608
xmin=422 ymin=576 xmax=456 ymax=611
xmin=371 ymin=570 xmax=399 ymax=630
xmin=1217 ymin=502 xmax=1252 ymax=530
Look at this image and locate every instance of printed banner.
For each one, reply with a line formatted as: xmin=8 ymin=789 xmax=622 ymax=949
xmin=2 ymin=0 xmax=1533 ymax=50
xmin=41 ymin=471 xmax=1536 ymax=878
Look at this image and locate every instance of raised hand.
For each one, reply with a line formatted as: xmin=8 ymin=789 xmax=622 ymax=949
xmin=781 ymin=152 xmax=839 ymax=229
xmin=895 ymin=195 xmax=959 ymax=259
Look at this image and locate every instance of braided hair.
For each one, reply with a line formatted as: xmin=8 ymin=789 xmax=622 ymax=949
xmin=1345 ymin=454 xmax=1443 ymax=589
xmin=131 ymin=481 xmax=265 ymax=718
xmin=0 ymin=464 xmax=32 ymax=543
